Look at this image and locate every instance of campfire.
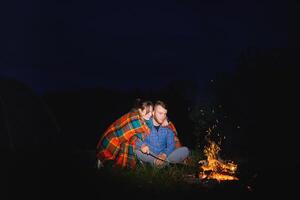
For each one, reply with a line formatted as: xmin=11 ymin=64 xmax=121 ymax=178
xmin=198 ymin=140 xmax=239 ymax=182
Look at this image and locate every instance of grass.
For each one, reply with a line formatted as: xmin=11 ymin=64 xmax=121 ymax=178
xmin=96 ymin=150 xmax=204 ymax=193
xmin=95 ymin=150 xmax=258 ymax=200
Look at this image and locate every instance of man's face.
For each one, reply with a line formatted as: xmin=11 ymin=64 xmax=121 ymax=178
xmin=153 ymin=105 xmax=167 ymax=125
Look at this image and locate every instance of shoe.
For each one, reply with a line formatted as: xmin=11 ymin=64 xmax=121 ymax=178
xmin=97 ymin=159 xmax=104 ymax=169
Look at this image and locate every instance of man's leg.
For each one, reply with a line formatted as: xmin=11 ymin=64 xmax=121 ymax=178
xmin=167 ymin=147 xmax=189 ymax=164
xmin=135 ymin=149 xmax=156 ymax=165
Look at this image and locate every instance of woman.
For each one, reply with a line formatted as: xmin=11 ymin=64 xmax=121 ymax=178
xmin=96 ymin=99 xmax=153 ymax=169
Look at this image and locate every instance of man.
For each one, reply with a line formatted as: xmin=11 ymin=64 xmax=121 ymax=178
xmin=135 ymin=100 xmax=189 ymax=167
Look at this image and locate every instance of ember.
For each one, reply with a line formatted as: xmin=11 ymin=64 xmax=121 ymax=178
xmin=198 ymin=140 xmax=238 ymax=182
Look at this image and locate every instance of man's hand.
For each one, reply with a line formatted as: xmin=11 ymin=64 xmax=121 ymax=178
xmin=154 ymin=153 xmax=167 ymax=167
xmin=141 ymin=144 xmax=150 ymax=154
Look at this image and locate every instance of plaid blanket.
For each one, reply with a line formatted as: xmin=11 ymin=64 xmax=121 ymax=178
xmin=96 ymin=111 xmax=181 ymax=169
xmin=169 ymin=121 xmax=182 ymax=148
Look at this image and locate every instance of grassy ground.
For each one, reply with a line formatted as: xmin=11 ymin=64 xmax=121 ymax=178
xmin=101 ymin=150 xmax=200 ymax=177
xmin=95 ymin=150 xmax=201 ymax=197
xmin=94 ymin=150 xmax=253 ymax=199
xmin=8 ymin=148 xmax=296 ymax=199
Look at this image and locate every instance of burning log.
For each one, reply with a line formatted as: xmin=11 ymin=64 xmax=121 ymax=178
xmin=198 ymin=140 xmax=239 ymax=182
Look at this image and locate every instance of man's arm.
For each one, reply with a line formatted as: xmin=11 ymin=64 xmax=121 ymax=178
xmin=135 ymin=133 xmax=146 ymax=149
xmin=162 ymin=129 xmax=176 ymax=156
xmin=135 ymin=138 xmax=144 ymax=150
xmin=135 ymin=134 xmax=150 ymax=154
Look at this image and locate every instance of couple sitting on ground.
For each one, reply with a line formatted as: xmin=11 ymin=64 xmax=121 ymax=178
xmin=96 ymin=99 xmax=189 ymax=169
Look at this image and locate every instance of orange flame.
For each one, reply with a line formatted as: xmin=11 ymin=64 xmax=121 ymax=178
xmin=199 ymin=140 xmax=238 ymax=182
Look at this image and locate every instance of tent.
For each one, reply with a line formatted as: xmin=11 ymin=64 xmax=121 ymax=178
xmin=0 ymin=78 xmax=60 ymax=151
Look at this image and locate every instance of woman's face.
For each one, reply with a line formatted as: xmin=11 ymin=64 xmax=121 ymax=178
xmin=141 ymin=106 xmax=153 ymax=120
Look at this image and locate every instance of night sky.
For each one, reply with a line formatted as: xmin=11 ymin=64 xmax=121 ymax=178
xmin=1 ymin=0 xmax=288 ymax=95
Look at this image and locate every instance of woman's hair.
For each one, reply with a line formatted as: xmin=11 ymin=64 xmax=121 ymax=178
xmin=132 ymin=98 xmax=153 ymax=114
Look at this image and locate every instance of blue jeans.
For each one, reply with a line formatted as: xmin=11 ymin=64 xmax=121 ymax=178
xmin=135 ymin=147 xmax=189 ymax=167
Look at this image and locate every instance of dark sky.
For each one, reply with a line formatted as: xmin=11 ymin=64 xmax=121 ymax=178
xmin=1 ymin=0 xmax=288 ymax=95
